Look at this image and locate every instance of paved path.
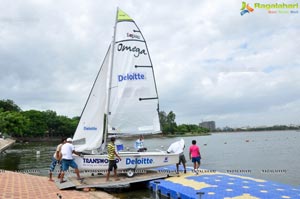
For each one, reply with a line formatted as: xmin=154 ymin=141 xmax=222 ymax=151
xmin=0 ymin=170 xmax=116 ymax=199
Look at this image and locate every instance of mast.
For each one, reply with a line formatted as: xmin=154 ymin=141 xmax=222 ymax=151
xmin=103 ymin=8 xmax=119 ymax=148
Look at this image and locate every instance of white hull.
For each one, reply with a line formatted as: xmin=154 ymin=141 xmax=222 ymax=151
xmin=74 ymin=151 xmax=179 ymax=172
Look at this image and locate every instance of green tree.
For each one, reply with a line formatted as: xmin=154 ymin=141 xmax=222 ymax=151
xmin=0 ymin=99 xmax=81 ymax=138
xmin=159 ymin=111 xmax=177 ymax=134
xmin=166 ymin=111 xmax=177 ymax=134
xmin=159 ymin=111 xmax=167 ymax=134
xmin=21 ymin=110 xmax=48 ymax=137
xmin=43 ymin=110 xmax=60 ymax=137
xmin=176 ymin=124 xmax=189 ymax=133
xmin=55 ymin=115 xmax=77 ymax=137
xmin=0 ymin=111 xmax=29 ymax=137
xmin=0 ymin=99 xmax=21 ymax=112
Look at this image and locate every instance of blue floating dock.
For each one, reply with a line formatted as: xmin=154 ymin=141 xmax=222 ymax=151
xmin=148 ymin=166 xmax=300 ymax=199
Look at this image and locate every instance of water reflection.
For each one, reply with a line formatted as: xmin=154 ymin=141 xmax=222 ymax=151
xmin=0 ymin=142 xmax=56 ymax=176
xmin=0 ymin=152 xmax=21 ymax=171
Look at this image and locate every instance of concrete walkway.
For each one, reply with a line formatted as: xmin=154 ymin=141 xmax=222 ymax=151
xmin=0 ymin=170 xmax=116 ymax=199
xmin=0 ymin=138 xmax=16 ymax=153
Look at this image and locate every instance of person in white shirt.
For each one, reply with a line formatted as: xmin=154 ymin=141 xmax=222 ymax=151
xmin=59 ymin=138 xmax=83 ymax=183
xmin=135 ymin=135 xmax=147 ymax=152
xmin=167 ymin=139 xmax=187 ymax=174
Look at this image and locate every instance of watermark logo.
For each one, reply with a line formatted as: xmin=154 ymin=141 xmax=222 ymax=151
xmin=240 ymin=1 xmax=254 ymax=16
xmin=255 ymin=2 xmax=299 ymax=14
xmin=240 ymin=1 xmax=299 ymax=15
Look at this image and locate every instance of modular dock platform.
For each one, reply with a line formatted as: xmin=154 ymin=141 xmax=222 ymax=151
xmin=149 ymin=166 xmax=300 ymax=199
xmin=55 ymin=169 xmax=172 ymax=190
xmin=55 ymin=165 xmax=300 ymax=198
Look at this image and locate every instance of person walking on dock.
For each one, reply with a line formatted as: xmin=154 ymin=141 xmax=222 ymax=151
xmin=106 ymin=137 xmax=122 ymax=181
xmin=189 ymin=140 xmax=201 ymax=175
xmin=49 ymin=138 xmax=66 ymax=181
xmin=167 ymin=139 xmax=187 ymax=174
xmin=60 ymin=138 xmax=83 ymax=183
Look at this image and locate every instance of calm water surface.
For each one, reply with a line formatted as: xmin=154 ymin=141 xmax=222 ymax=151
xmin=1 ymin=130 xmax=299 ymax=198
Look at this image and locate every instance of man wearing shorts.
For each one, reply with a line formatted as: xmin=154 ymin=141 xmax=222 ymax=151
xmin=106 ymin=137 xmax=122 ymax=181
xmin=189 ymin=140 xmax=201 ymax=175
xmin=59 ymin=138 xmax=83 ymax=183
xmin=167 ymin=139 xmax=187 ymax=174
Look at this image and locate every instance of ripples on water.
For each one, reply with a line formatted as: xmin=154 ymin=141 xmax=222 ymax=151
xmin=1 ymin=130 xmax=299 ymax=198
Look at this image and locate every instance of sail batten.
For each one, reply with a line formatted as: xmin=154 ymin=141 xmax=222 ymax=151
xmin=139 ymin=97 xmax=158 ymax=101
xmin=115 ymin=40 xmax=146 ymax=44
xmin=135 ymin=65 xmax=153 ymax=68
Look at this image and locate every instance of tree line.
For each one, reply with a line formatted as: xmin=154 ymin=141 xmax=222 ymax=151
xmin=0 ymin=99 xmax=209 ymax=139
xmin=0 ymin=99 xmax=78 ymax=138
xmin=159 ymin=111 xmax=209 ymax=135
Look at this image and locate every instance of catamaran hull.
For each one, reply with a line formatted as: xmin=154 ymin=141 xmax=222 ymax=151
xmin=73 ymin=152 xmax=179 ymax=172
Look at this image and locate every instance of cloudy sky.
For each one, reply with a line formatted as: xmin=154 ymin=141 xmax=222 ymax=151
xmin=1 ymin=0 xmax=299 ymax=128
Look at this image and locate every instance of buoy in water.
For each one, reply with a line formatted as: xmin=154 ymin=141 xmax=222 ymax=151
xmin=36 ymin=151 xmax=40 ymax=155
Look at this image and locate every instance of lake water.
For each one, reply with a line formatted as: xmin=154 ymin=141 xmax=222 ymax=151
xmin=1 ymin=130 xmax=299 ymax=198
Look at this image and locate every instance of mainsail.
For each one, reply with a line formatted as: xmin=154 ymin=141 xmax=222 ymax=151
xmin=108 ymin=9 xmax=160 ymax=135
xmin=73 ymin=9 xmax=160 ymax=152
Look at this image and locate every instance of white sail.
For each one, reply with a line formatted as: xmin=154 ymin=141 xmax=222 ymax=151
xmin=73 ymin=46 xmax=111 ymax=152
xmin=72 ymin=9 xmax=179 ymax=173
xmin=108 ymin=10 xmax=161 ymax=135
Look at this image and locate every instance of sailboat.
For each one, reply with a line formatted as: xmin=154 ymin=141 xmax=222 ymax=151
xmin=72 ymin=9 xmax=179 ymax=177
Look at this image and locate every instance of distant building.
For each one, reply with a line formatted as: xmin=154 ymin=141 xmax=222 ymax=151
xmin=199 ymin=121 xmax=216 ymax=132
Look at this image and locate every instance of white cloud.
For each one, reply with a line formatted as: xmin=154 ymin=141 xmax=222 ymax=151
xmin=0 ymin=0 xmax=299 ymax=128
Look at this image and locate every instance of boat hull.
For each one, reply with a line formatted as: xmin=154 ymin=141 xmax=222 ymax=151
xmin=73 ymin=151 xmax=179 ymax=172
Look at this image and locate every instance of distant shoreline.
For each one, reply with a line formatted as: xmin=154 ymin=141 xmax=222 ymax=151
xmin=13 ymin=137 xmax=62 ymax=143
xmin=12 ymin=129 xmax=299 ymax=143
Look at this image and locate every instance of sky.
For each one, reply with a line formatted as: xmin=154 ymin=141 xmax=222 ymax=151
xmin=0 ymin=0 xmax=299 ymax=128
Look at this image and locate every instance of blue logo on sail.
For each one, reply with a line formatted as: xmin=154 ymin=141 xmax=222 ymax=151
xmin=118 ymin=73 xmax=145 ymax=82
xmin=84 ymin=127 xmax=97 ymax=131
